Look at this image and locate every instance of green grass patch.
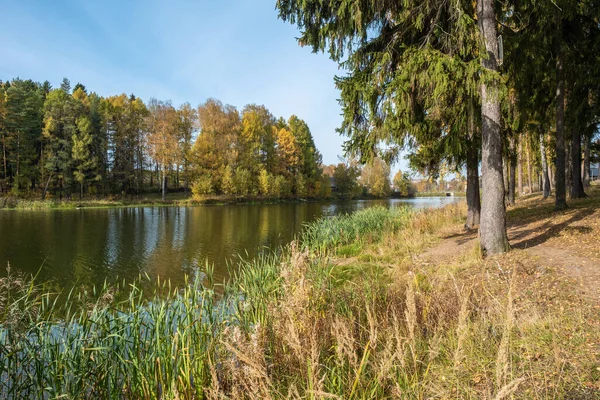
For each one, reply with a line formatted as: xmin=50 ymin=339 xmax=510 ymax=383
xmin=336 ymin=242 xmax=363 ymax=258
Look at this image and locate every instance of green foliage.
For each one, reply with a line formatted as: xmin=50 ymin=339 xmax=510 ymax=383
xmin=258 ymin=168 xmax=271 ymax=196
xmin=234 ymin=167 xmax=252 ymax=196
xmin=393 ymin=170 xmax=415 ymax=197
xmin=333 ymin=161 xmax=361 ymax=199
xmin=360 ymin=157 xmax=391 ymax=197
xmin=277 ymin=0 xmax=481 ymax=165
xmin=221 ymin=165 xmax=235 ymax=196
xmin=191 ymin=174 xmax=214 ymax=198
xmin=294 ymin=173 xmax=307 ymax=197
xmin=318 ymin=173 xmax=332 ymax=198
xmin=2 ymin=79 xmax=44 ymax=193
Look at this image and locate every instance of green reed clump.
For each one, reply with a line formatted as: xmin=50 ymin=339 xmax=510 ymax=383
xmin=0 ymin=271 xmax=228 ymax=399
xmin=301 ymin=206 xmax=414 ymax=254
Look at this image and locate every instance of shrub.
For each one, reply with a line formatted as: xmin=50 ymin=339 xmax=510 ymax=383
xmin=191 ymin=174 xmax=214 ymax=199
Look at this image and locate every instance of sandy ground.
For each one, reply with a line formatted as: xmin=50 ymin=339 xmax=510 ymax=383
xmin=418 ymin=188 xmax=600 ymax=305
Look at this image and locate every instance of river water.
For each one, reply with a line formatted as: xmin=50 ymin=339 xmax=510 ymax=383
xmin=0 ymin=197 xmax=461 ymax=289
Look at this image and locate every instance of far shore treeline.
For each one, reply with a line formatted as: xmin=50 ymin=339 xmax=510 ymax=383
xmin=0 ymin=78 xmax=417 ymax=202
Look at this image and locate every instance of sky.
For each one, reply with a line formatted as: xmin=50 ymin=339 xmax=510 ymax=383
xmin=0 ymin=0 xmax=407 ymax=172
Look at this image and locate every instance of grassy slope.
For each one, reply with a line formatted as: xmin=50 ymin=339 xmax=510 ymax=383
xmin=1 ymin=191 xmax=599 ymax=399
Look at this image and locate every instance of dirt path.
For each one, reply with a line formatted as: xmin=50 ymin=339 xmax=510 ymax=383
xmin=418 ymin=190 xmax=600 ymax=304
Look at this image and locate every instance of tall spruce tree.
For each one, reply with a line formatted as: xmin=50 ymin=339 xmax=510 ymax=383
xmin=277 ymin=0 xmax=508 ymax=254
xmin=42 ymin=88 xmax=76 ymax=198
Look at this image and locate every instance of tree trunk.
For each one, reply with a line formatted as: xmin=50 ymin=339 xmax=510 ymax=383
xmin=571 ymin=127 xmax=585 ymax=198
xmin=503 ymin=156 xmax=509 ymax=201
xmin=80 ymin=182 xmax=84 ymax=200
xmin=508 ymin=137 xmax=516 ymax=206
xmin=2 ymin=138 xmax=7 ymax=182
xmin=41 ymin=173 xmax=52 ymax=200
xmin=162 ymin=166 xmax=167 ymax=201
xmin=465 ymin=143 xmax=481 ymax=229
xmin=583 ymin=133 xmax=591 ymax=187
xmin=477 ymin=0 xmax=509 ymax=255
xmin=40 ymin=143 xmax=44 ymax=190
xmin=517 ymin=136 xmax=523 ymax=195
xmin=549 ymin=165 xmax=554 ymax=191
xmin=526 ymin=140 xmax=533 ymax=194
xmin=540 ymin=133 xmax=551 ymax=199
xmin=554 ymin=28 xmax=568 ymax=210
xmin=565 ymin=136 xmax=572 ymax=195
xmin=16 ymin=132 xmax=20 ymax=186
xmin=184 ymin=160 xmax=189 ymax=192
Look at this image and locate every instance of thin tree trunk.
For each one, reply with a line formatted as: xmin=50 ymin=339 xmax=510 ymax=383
xmin=465 ymin=143 xmax=481 ymax=229
xmin=565 ymin=136 xmax=572 ymax=195
xmin=2 ymin=138 xmax=7 ymax=183
xmin=16 ymin=132 xmax=20 ymax=186
xmin=526 ymin=140 xmax=533 ymax=193
xmin=184 ymin=159 xmax=189 ymax=192
xmin=156 ymin=163 xmax=160 ymax=190
xmin=554 ymin=27 xmax=568 ymax=210
xmin=540 ymin=133 xmax=551 ymax=199
xmin=40 ymin=143 xmax=44 ymax=190
xmin=508 ymin=137 xmax=516 ymax=206
xmin=477 ymin=0 xmax=509 ymax=255
xmin=162 ymin=165 xmax=167 ymax=201
xmin=549 ymin=165 xmax=554 ymax=191
xmin=583 ymin=133 xmax=591 ymax=187
xmin=503 ymin=156 xmax=509 ymax=201
xmin=571 ymin=127 xmax=585 ymax=198
xmin=41 ymin=173 xmax=52 ymax=200
xmin=517 ymin=136 xmax=523 ymax=195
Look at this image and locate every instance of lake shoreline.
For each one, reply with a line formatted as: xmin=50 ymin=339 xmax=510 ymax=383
xmin=2 ymin=192 xmax=599 ymax=398
xmin=0 ymin=193 xmax=435 ymax=211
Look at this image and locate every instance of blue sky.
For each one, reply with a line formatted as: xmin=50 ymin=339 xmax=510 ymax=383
xmin=0 ymin=0 xmax=407 ymax=171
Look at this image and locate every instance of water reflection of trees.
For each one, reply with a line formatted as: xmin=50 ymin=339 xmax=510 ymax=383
xmin=0 ymin=198 xmax=463 ymax=289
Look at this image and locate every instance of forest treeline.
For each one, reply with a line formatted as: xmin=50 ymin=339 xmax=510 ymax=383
xmin=0 ymin=78 xmax=408 ymax=201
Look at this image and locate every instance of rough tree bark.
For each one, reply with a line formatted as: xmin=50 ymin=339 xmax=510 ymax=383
xmin=540 ymin=132 xmax=551 ymax=199
xmin=477 ymin=0 xmax=509 ymax=255
xmin=508 ymin=137 xmax=517 ymax=206
xmin=554 ymin=27 xmax=568 ymax=210
xmin=571 ymin=127 xmax=585 ymax=198
xmin=583 ymin=134 xmax=591 ymax=187
xmin=565 ymin=136 xmax=572 ymax=195
xmin=465 ymin=143 xmax=481 ymax=229
xmin=517 ymin=136 xmax=523 ymax=195
xmin=526 ymin=140 xmax=533 ymax=193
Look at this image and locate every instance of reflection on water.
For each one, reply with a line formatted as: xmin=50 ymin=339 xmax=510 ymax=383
xmin=0 ymin=197 xmax=462 ymax=288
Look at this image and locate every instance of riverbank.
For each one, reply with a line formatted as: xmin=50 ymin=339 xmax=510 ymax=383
xmin=0 ymin=193 xmax=421 ymax=210
xmin=415 ymin=191 xmax=467 ymax=197
xmin=1 ymin=190 xmax=599 ymax=398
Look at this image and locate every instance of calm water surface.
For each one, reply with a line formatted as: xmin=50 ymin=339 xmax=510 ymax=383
xmin=0 ymin=197 xmax=461 ymax=289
